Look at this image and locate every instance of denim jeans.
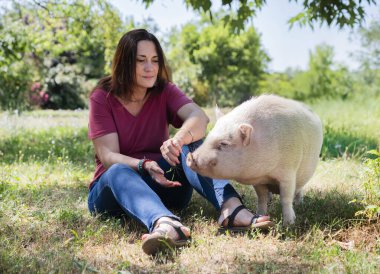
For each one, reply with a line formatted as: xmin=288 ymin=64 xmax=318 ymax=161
xmin=88 ymin=140 xmax=241 ymax=232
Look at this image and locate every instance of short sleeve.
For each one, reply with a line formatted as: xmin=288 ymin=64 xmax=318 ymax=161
xmin=88 ymin=89 xmax=117 ymax=139
xmin=166 ymin=83 xmax=193 ymax=128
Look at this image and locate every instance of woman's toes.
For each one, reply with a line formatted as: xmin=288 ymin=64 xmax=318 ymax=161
xmin=142 ymin=221 xmax=191 ymax=242
xmin=256 ymin=215 xmax=270 ymax=223
xmin=161 ymin=223 xmax=190 ymax=240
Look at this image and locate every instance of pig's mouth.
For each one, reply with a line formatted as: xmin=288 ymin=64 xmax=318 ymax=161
xmin=186 ymin=152 xmax=202 ymax=170
xmin=186 ymin=152 xmax=196 ymax=169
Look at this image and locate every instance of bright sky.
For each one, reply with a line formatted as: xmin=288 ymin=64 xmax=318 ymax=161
xmin=108 ymin=0 xmax=378 ymax=72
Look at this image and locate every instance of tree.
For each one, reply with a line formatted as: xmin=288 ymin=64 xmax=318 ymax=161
xmin=168 ymin=14 xmax=269 ymax=107
xmin=0 ymin=0 xmax=127 ymax=110
xmin=259 ymin=44 xmax=353 ymax=100
xmin=140 ymin=0 xmax=377 ymax=31
xmin=358 ymin=18 xmax=380 ymax=69
xmin=0 ymin=4 xmax=35 ymax=110
xmin=354 ymin=11 xmax=380 ymax=94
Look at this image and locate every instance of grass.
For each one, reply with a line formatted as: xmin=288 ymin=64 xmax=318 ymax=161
xmin=0 ymin=95 xmax=379 ymax=273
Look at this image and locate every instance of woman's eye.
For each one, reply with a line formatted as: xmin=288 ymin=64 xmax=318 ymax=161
xmin=137 ymin=59 xmax=145 ymax=63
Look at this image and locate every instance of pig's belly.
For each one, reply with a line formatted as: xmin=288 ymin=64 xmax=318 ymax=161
xmin=241 ymin=176 xmax=278 ymax=189
xmin=241 ymin=176 xmax=281 ymax=194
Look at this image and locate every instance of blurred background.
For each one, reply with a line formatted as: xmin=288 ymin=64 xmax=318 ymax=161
xmin=0 ymin=0 xmax=379 ymax=110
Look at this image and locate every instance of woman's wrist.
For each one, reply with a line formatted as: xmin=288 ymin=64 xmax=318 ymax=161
xmin=175 ymin=128 xmax=194 ymax=145
xmin=137 ymin=159 xmax=152 ymax=175
xmin=185 ymin=129 xmax=194 ymax=143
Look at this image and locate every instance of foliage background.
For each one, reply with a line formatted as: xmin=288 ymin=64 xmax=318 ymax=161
xmin=1 ymin=0 xmax=380 ymax=110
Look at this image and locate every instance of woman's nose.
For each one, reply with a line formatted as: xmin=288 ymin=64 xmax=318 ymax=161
xmin=144 ymin=61 xmax=153 ymax=71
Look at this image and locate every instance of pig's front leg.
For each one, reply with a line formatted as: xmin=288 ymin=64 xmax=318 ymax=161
xmin=294 ymin=188 xmax=304 ymax=205
xmin=253 ymin=185 xmax=269 ymax=215
xmin=279 ymin=178 xmax=296 ymax=225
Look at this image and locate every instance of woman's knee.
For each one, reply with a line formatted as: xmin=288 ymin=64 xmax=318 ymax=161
xmin=104 ymin=163 xmax=140 ymax=188
xmin=106 ymin=163 xmax=136 ymax=179
xmin=88 ymin=186 xmax=123 ymax=216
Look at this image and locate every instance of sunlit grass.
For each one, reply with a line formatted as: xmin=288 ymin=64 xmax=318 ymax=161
xmin=1 ymin=158 xmax=379 ymax=272
xmin=0 ymin=95 xmax=380 ymax=272
xmin=0 ymin=109 xmax=88 ymax=135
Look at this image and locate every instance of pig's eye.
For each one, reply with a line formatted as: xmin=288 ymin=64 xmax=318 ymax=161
xmin=217 ymin=141 xmax=230 ymax=150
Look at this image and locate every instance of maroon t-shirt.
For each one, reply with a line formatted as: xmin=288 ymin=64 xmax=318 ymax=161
xmin=88 ymin=82 xmax=193 ymax=187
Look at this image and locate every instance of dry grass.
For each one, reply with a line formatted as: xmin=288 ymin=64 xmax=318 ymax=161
xmin=1 ymin=98 xmax=380 ymax=273
xmin=1 ymin=159 xmax=379 ymax=273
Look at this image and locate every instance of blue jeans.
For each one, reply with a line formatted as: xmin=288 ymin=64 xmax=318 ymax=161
xmin=88 ymin=141 xmax=241 ymax=232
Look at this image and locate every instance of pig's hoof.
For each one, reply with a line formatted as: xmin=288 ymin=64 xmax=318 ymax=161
xmin=218 ymin=205 xmax=275 ymax=234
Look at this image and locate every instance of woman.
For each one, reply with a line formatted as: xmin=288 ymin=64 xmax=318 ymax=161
xmin=87 ymin=29 xmax=273 ymax=255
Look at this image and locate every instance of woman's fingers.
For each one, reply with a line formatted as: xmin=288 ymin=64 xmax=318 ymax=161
xmin=144 ymin=151 xmax=182 ymax=187
xmin=152 ymin=172 xmax=181 ymax=187
xmin=149 ymin=163 xmax=164 ymax=175
xmin=160 ymin=139 xmax=182 ymax=165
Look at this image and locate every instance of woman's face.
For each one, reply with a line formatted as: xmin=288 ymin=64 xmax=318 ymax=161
xmin=134 ymin=40 xmax=159 ymax=91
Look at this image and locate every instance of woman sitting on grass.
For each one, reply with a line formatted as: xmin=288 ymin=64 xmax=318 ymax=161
xmin=87 ymin=28 xmax=274 ymax=255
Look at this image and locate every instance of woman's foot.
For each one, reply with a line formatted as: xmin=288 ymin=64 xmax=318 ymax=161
xmin=141 ymin=217 xmax=191 ymax=255
xmin=218 ymin=197 xmax=273 ymax=229
xmin=142 ymin=217 xmax=191 ymax=241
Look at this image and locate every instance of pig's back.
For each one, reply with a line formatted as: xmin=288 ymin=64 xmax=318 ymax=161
xmin=242 ymin=94 xmax=322 ymax=141
xmin=238 ymin=95 xmax=323 ymax=185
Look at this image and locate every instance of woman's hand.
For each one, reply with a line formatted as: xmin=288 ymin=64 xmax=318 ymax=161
xmin=144 ymin=160 xmax=181 ymax=187
xmin=160 ymin=137 xmax=184 ymax=166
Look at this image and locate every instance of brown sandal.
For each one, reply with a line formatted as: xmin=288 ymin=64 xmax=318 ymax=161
xmin=142 ymin=220 xmax=191 ymax=255
xmin=218 ymin=205 xmax=275 ymax=234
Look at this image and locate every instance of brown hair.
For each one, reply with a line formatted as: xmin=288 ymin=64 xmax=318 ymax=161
xmin=94 ymin=29 xmax=171 ymax=98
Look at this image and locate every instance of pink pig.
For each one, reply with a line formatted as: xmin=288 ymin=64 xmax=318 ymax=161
xmin=186 ymin=94 xmax=323 ymax=225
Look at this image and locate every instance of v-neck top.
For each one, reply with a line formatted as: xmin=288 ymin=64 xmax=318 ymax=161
xmin=88 ymin=82 xmax=193 ymax=186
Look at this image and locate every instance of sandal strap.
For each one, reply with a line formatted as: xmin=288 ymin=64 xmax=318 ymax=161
xmin=226 ymin=205 xmax=247 ymax=227
xmin=154 ymin=220 xmax=188 ymax=241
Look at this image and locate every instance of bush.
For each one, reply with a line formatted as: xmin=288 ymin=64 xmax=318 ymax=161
xmin=0 ymin=63 xmax=32 ymax=111
xmin=42 ymin=64 xmax=87 ymax=110
xmin=352 ymin=150 xmax=380 ymax=220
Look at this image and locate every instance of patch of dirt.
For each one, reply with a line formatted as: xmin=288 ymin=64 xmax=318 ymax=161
xmin=330 ymin=221 xmax=380 ymax=252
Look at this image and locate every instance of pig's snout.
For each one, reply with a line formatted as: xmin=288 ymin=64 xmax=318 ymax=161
xmin=186 ymin=152 xmax=197 ymax=169
xmin=186 ymin=152 xmax=217 ymax=171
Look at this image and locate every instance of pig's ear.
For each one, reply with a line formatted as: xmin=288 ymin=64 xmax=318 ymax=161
xmin=214 ymin=104 xmax=224 ymax=120
xmin=238 ymin=123 xmax=253 ymax=146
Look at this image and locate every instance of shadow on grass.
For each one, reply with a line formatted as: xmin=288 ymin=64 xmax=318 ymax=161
xmin=258 ymin=188 xmax=365 ymax=238
xmin=0 ymin=179 xmax=153 ymax=273
xmin=235 ymin=258 xmax=314 ymax=273
xmin=186 ymin=184 xmax=366 ymax=237
xmin=0 ymin=172 xmax=369 ymax=272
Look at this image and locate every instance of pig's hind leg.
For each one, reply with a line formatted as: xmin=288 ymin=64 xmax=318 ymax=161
xmin=279 ymin=175 xmax=297 ymax=226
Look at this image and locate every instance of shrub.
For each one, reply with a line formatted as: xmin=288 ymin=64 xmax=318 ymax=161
xmin=352 ymin=150 xmax=380 ymax=220
xmin=42 ymin=64 xmax=86 ymax=110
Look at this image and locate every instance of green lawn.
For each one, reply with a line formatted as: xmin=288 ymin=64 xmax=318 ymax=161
xmin=0 ymin=96 xmax=379 ymax=273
